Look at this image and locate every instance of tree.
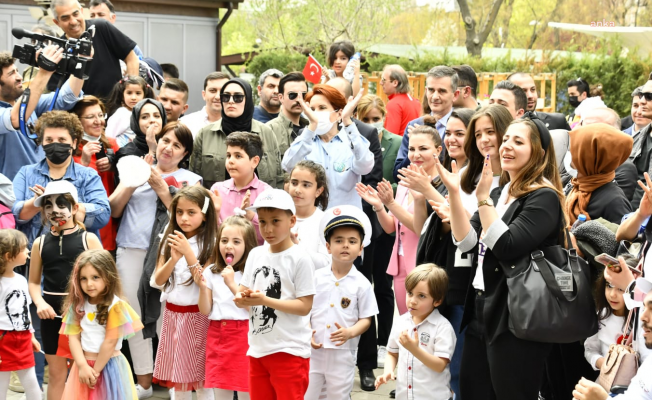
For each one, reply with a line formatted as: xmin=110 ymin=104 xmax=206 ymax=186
xmin=457 ymin=0 xmax=505 ymax=57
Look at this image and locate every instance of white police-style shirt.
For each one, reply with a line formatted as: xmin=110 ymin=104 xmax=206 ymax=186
xmin=311 ymin=266 xmax=378 ymax=350
xmin=387 ymin=309 xmax=456 ymax=400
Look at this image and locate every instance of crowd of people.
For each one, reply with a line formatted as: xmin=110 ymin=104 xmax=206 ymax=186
xmin=1 ymin=0 xmax=652 ymax=400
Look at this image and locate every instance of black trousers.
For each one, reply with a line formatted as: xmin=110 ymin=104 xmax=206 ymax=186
xmin=355 ymin=239 xmax=378 ymax=370
xmin=460 ymin=291 xmax=552 ymax=400
xmin=372 ymin=232 xmax=396 ymax=346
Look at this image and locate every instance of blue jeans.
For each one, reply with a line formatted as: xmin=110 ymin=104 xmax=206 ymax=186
xmin=448 ymin=304 xmax=466 ymax=400
xmin=30 ymin=303 xmax=45 ymax=388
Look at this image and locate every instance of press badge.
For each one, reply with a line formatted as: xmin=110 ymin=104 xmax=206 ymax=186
xmin=555 ymin=273 xmax=573 ymax=292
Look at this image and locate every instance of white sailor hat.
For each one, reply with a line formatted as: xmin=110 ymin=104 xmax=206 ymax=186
xmin=319 ymin=205 xmax=372 ymax=247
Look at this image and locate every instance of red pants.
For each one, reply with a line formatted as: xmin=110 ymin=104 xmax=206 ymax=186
xmin=249 ymin=352 xmax=309 ymax=400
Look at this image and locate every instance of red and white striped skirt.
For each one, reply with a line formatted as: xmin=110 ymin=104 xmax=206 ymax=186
xmin=153 ymin=302 xmax=210 ymax=391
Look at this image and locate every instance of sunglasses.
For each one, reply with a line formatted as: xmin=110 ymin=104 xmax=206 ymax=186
xmin=220 ymin=93 xmax=245 ymax=104
xmin=640 ymin=92 xmax=652 ymax=101
xmin=288 ymin=92 xmax=307 ymax=101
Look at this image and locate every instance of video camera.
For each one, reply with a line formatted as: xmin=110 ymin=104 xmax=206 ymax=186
xmin=11 ymin=27 xmax=93 ymax=80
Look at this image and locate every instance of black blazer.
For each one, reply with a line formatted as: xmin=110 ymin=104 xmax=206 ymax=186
xmin=538 ymin=112 xmax=571 ymax=131
xmin=460 ymin=186 xmax=563 ymax=343
xmin=354 ymin=118 xmax=384 ymax=240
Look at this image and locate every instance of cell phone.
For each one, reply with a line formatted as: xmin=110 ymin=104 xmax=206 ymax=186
xmin=95 ymin=143 xmax=107 ymax=160
xmin=596 ymin=253 xmax=642 ymax=275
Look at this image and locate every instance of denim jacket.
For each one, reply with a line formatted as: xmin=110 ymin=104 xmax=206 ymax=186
xmin=12 ymin=159 xmax=111 ymax=245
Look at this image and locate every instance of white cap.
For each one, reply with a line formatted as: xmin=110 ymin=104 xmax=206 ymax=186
xmin=34 ymin=180 xmax=78 ymax=208
xmin=319 ymin=205 xmax=372 ymax=247
xmin=246 ymin=189 xmax=296 ymax=214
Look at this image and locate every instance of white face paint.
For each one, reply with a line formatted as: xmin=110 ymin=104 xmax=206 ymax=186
xmin=564 ymin=151 xmax=577 ymax=179
xmin=43 ymin=194 xmax=73 ymax=227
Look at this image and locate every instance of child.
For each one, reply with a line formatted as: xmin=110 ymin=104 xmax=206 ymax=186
xmin=105 ymin=76 xmax=155 ymax=148
xmin=152 ymin=186 xmax=218 ymax=400
xmin=305 ymin=206 xmax=378 ymax=399
xmin=234 ymin=188 xmax=316 ymax=400
xmin=286 ymin=160 xmax=330 ymax=270
xmin=27 ymin=180 xmax=103 ymax=400
xmin=59 ymin=249 xmax=143 ymax=399
xmin=375 ymin=263 xmax=456 ymax=400
xmin=584 ymin=275 xmax=629 ymax=371
xmin=197 ymin=216 xmax=258 ymax=400
xmin=0 ymin=230 xmax=42 ymax=399
xmin=210 ymin=131 xmax=272 ymax=245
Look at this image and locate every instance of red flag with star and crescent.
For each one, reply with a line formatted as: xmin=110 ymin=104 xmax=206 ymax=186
xmin=302 ymin=54 xmax=323 ymax=84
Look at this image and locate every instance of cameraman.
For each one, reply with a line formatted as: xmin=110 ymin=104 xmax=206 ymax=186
xmin=51 ymin=0 xmax=139 ymax=100
xmin=0 ymin=45 xmax=84 ymax=180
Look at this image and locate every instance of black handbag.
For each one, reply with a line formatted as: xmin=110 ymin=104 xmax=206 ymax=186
xmin=504 ymin=237 xmax=599 ymax=343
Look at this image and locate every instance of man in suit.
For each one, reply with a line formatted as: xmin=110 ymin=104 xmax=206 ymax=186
xmin=623 ymin=86 xmax=651 ymax=137
xmin=508 ymin=72 xmax=571 ymax=130
xmin=326 ymin=77 xmax=384 ymax=391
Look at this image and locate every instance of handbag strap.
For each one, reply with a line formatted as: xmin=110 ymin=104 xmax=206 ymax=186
xmin=623 ymin=309 xmax=635 ymax=347
xmin=531 ymin=250 xmax=580 ymax=302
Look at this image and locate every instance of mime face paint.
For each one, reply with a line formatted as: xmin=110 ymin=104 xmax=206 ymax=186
xmin=43 ymin=194 xmax=73 ymax=227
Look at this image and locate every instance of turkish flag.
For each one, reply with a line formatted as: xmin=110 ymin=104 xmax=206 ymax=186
xmin=302 ymin=54 xmax=323 ymax=84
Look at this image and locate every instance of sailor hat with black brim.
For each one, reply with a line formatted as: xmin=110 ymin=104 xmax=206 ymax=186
xmin=319 ymin=205 xmax=372 ymax=247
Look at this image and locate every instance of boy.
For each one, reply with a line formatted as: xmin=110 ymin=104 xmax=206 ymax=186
xmin=235 ymin=188 xmax=315 ymax=400
xmin=376 ymin=263 xmax=456 ymax=399
xmin=210 ymin=131 xmax=272 ymax=244
xmin=305 ymin=205 xmax=378 ymax=399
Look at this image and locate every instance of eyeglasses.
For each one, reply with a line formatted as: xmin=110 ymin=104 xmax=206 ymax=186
xmin=82 ymin=113 xmax=107 ymax=121
xmin=220 ymin=93 xmax=245 ymax=104
xmin=640 ymin=92 xmax=652 ymax=101
xmin=288 ymin=92 xmax=307 ymax=101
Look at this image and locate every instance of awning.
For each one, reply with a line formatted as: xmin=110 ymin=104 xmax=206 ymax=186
xmin=548 ymin=22 xmax=652 ymax=57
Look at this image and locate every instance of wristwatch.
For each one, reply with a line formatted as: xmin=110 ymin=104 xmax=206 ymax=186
xmin=477 ymin=198 xmax=494 ymax=208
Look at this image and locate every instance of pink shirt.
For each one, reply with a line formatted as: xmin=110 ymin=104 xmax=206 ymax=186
xmin=210 ymin=174 xmax=272 ymax=245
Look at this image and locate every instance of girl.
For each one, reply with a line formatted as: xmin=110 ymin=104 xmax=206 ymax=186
xmin=28 ymin=180 xmax=103 ymax=400
xmin=105 ymin=76 xmax=155 ymax=148
xmin=152 ymin=186 xmax=218 ymax=400
xmin=59 ymin=249 xmax=143 ymax=399
xmin=322 ymin=40 xmax=361 ymax=97
xmin=286 ymin=160 xmax=330 ymax=270
xmin=197 ymin=216 xmax=257 ymax=400
xmin=584 ymin=275 xmax=629 ymax=371
xmin=0 ymin=230 xmax=41 ymax=400
xmin=356 ymin=125 xmax=442 ymax=314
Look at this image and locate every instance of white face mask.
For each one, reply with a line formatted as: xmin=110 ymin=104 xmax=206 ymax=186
xmin=82 ymin=133 xmax=100 ymax=143
xmin=371 ymin=121 xmax=384 ymax=134
xmin=564 ymin=151 xmax=577 ymax=178
xmin=313 ymin=111 xmax=337 ymax=136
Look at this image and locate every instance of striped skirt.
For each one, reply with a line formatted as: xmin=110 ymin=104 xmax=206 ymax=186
xmin=152 ymin=303 xmax=210 ymax=391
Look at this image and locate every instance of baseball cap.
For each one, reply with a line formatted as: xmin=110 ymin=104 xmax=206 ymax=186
xmin=34 ymin=180 xmax=78 ymax=208
xmin=246 ymin=189 xmax=296 ymax=215
xmin=320 ymin=205 xmax=372 ymax=247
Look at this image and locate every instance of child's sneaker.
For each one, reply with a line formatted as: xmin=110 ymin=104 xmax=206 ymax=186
xmin=136 ymin=384 xmax=153 ymax=399
xmin=377 ymin=345 xmax=387 ymax=368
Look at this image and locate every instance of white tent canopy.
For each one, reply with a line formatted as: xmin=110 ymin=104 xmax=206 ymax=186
xmin=548 ymin=22 xmax=652 ymax=57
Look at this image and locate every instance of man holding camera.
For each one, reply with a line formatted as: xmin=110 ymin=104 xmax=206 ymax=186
xmin=51 ymin=0 xmax=139 ymax=100
xmin=0 ymin=46 xmax=84 ymax=180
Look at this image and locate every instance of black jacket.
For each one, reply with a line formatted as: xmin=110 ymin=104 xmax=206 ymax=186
xmin=538 ymin=112 xmax=571 ymax=131
xmin=354 ymin=119 xmax=384 ymax=240
xmin=461 ymin=186 xmax=564 ymax=343
xmin=631 ymin=124 xmax=652 ymax=208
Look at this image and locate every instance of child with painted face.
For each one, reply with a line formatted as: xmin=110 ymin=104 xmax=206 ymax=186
xmin=305 ymin=206 xmax=378 ymax=399
xmin=27 ymin=180 xmax=103 ymax=400
xmin=375 ymin=263 xmax=456 ymax=400
xmin=59 ymin=249 xmax=143 ymax=399
xmin=197 ymin=216 xmax=257 ymax=399
xmin=151 ymin=186 xmax=219 ymax=400
xmin=0 ymin=230 xmax=42 ymax=399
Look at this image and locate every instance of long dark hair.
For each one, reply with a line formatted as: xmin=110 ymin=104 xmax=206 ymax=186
xmin=159 ymin=186 xmax=218 ymax=291
xmin=594 ymin=274 xmax=632 ymax=331
xmin=289 ymin=160 xmax=329 ymax=210
xmin=443 ymin=108 xmax=475 ymax=171
xmin=105 ymin=75 xmax=155 ymax=117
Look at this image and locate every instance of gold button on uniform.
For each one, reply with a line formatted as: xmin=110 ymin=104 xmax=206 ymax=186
xmin=327 ymin=324 xmax=331 ymax=328
xmin=335 ymin=282 xmax=339 ymax=286
xmin=330 ymin=303 xmax=334 ymax=307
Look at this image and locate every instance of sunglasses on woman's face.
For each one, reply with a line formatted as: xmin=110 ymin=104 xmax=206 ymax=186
xmin=641 ymin=92 xmax=652 ymax=102
xmin=287 ymin=92 xmax=307 ymax=101
xmin=221 ymin=93 xmax=245 ymax=103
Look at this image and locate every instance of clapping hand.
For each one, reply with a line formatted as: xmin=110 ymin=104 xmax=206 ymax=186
xmin=398 ymin=164 xmax=432 ymax=194
xmin=167 ymin=231 xmax=194 ymax=262
xmin=475 ymin=154 xmax=494 ymax=202
xmin=376 ymin=179 xmax=395 ymax=206
xmin=355 ymin=182 xmax=383 ymax=210
xmin=434 ymin=158 xmax=460 ymax=195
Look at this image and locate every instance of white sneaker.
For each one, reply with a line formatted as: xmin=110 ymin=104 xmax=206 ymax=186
xmin=169 ymin=388 xmax=175 ymax=400
xmin=378 ymin=345 xmax=387 ymax=368
xmin=136 ymin=384 xmax=153 ymax=399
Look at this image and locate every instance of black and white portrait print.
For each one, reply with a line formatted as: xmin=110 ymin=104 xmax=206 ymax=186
xmin=250 ymin=266 xmax=281 ymax=335
xmin=6 ymin=290 xmax=29 ymax=331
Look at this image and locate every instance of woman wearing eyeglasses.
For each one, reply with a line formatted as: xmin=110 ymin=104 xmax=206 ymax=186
xmin=190 ymin=77 xmax=284 ymax=190
xmin=71 ymin=96 xmax=120 ymax=252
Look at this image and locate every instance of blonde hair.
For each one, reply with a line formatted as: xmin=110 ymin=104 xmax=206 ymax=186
xmin=0 ymin=230 xmax=27 ymax=277
xmin=356 ymin=95 xmax=386 ymax=120
xmin=405 ymin=263 xmax=448 ymax=303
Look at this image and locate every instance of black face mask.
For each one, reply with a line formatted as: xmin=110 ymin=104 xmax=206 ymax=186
xmin=569 ymin=96 xmax=581 ymax=108
xmin=43 ymin=143 xmax=72 ymax=165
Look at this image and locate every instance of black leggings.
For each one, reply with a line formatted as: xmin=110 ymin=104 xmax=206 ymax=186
xmin=40 ymin=294 xmax=66 ymax=356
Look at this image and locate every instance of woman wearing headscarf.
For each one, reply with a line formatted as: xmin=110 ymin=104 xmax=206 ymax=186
xmin=566 ymin=124 xmax=633 ymax=225
xmin=190 ymin=77 xmax=284 ymax=189
xmin=113 ymin=98 xmax=167 ymax=170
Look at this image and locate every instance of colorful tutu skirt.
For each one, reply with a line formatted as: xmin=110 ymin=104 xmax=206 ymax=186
xmin=62 ymin=353 xmax=137 ymax=400
xmin=205 ymin=319 xmax=249 ymax=391
xmin=153 ymin=302 xmax=210 ymax=391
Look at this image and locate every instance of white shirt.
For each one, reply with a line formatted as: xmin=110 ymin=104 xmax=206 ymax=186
xmin=613 ymin=355 xmax=652 ymax=399
xmin=80 ymin=296 xmax=123 ymax=353
xmin=0 ymin=274 xmax=31 ymax=331
xmin=180 ymin=107 xmax=215 ymax=138
xmin=240 ymin=244 xmax=316 ymax=358
xmin=105 ymin=107 xmax=134 ymax=148
xmin=202 ymin=265 xmax=248 ymax=321
xmin=387 ymin=310 xmax=457 ymax=400
xmin=160 ymin=236 xmax=201 ymax=306
xmin=584 ymin=313 xmax=626 ymax=370
xmin=310 ymin=266 xmax=378 ymax=350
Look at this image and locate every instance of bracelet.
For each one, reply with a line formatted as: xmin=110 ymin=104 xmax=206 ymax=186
xmin=372 ymin=205 xmax=384 ymax=213
xmin=188 ymin=262 xmax=201 ymax=270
